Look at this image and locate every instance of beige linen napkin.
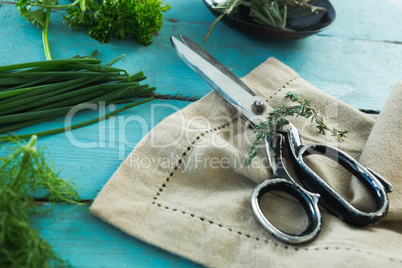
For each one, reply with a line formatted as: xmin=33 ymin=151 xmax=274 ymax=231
xmin=91 ymin=58 xmax=402 ymax=267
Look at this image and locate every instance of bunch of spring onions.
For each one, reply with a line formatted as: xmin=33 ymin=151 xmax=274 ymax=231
xmin=0 ymin=51 xmax=155 ymax=142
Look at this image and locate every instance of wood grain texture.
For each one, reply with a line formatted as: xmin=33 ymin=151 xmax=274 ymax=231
xmin=0 ymin=0 xmax=401 ymax=110
xmin=31 ymin=203 xmax=201 ymax=267
xmin=0 ymin=0 xmax=401 ymax=266
xmin=0 ymin=99 xmax=192 ymax=199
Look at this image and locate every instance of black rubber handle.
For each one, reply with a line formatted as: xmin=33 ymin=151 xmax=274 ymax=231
xmin=295 ymin=144 xmax=392 ymax=226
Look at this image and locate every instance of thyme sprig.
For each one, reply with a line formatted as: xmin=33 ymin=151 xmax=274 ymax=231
xmin=245 ymin=92 xmax=348 ymax=165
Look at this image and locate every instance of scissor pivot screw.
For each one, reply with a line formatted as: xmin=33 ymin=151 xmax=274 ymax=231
xmin=252 ymin=100 xmax=266 ymax=115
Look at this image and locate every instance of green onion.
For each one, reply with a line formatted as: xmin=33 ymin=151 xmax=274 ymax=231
xmin=0 ymin=53 xmax=156 ymax=140
xmin=0 ymin=98 xmax=154 ymax=142
xmin=0 ymin=58 xmax=97 ymax=72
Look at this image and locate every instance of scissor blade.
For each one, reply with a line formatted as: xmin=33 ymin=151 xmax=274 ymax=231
xmin=171 ymin=35 xmax=267 ymax=126
xmin=178 ymin=34 xmax=256 ymax=96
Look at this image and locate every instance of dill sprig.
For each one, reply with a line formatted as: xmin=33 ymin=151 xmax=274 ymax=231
xmin=245 ymin=92 xmax=348 ymax=165
xmin=0 ymin=135 xmax=81 ymax=268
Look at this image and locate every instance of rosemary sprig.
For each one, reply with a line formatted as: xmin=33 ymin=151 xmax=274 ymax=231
xmin=204 ymin=0 xmax=244 ymax=42
xmin=245 ymin=92 xmax=348 ymax=165
xmin=204 ymin=0 xmax=327 ymax=41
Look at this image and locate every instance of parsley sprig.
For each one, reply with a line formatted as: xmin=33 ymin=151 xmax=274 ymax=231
xmin=14 ymin=0 xmax=171 ymax=59
xmin=64 ymin=0 xmax=171 ymax=45
xmin=15 ymin=0 xmax=86 ymax=60
xmin=245 ymin=92 xmax=348 ymax=165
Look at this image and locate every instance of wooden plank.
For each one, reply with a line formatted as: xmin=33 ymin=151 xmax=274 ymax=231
xmin=327 ymin=0 xmax=402 ymax=42
xmin=0 ymin=0 xmax=401 ymax=198
xmin=31 ymin=203 xmax=201 ymax=267
xmin=0 ymin=1 xmax=401 ymax=111
xmin=0 ymin=99 xmax=192 ymax=199
xmin=0 ymin=0 xmax=400 ymax=266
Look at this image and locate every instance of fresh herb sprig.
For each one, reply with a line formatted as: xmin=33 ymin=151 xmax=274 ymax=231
xmin=64 ymin=0 xmax=171 ymax=45
xmin=204 ymin=0 xmax=327 ymax=41
xmin=15 ymin=0 xmax=86 ymax=60
xmin=245 ymin=92 xmax=348 ymax=165
xmin=0 ymin=135 xmax=81 ymax=267
xmin=15 ymin=0 xmax=171 ymax=59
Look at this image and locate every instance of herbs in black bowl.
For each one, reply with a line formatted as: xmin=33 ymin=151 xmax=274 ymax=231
xmin=203 ymin=0 xmax=336 ymax=41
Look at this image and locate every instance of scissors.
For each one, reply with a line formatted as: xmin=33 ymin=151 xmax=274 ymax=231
xmin=170 ymin=35 xmax=393 ymax=244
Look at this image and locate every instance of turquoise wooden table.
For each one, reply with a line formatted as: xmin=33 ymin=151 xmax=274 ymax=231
xmin=0 ymin=0 xmax=401 ymax=267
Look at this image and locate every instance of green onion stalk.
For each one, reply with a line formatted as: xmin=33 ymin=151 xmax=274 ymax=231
xmin=0 ymin=52 xmax=156 ymax=142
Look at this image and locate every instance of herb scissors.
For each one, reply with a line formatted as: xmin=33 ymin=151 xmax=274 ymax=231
xmin=171 ymin=35 xmax=393 ymax=244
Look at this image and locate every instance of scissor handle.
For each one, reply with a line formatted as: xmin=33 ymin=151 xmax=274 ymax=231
xmin=295 ymin=143 xmax=393 ymax=226
xmin=251 ymin=134 xmax=322 ymax=243
xmin=251 ymin=178 xmax=322 ymax=244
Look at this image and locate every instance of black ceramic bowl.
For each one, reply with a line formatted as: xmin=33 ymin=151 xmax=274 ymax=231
xmin=203 ymin=0 xmax=336 ymax=40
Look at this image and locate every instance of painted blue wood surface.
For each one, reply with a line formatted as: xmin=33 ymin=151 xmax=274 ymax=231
xmin=31 ymin=203 xmax=201 ymax=267
xmin=0 ymin=0 xmax=401 ymax=267
xmin=0 ymin=0 xmax=401 ymax=110
xmin=0 ymin=98 xmax=192 ymax=200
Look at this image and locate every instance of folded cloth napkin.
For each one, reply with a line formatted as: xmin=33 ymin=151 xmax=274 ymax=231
xmin=91 ymin=58 xmax=402 ymax=267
